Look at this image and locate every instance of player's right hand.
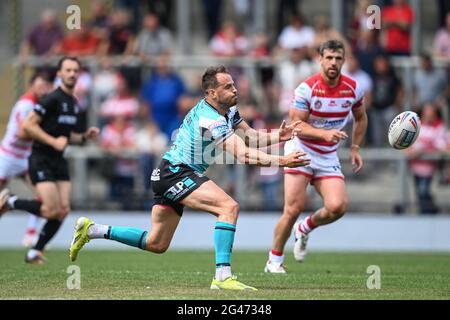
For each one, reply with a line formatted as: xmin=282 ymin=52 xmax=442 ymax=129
xmin=53 ymin=136 xmax=68 ymax=152
xmin=322 ymin=129 xmax=348 ymax=143
xmin=281 ymin=151 xmax=311 ymax=168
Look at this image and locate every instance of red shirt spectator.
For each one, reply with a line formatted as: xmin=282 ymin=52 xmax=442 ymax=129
xmin=60 ymin=28 xmax=100 ymax=56
xmin=381 ymin=0 xmax=414 ymax=55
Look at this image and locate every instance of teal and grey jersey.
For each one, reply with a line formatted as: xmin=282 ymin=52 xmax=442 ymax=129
xmin=163 ymin=98 xmax=243 ymax=173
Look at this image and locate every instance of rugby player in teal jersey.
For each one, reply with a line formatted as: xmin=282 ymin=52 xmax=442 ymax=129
xmin=69 ymin=66 xmax=310 ymax=291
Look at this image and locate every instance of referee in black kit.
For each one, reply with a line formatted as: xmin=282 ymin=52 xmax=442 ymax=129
xmin=0 ymin=56 xmax=99 ymax=264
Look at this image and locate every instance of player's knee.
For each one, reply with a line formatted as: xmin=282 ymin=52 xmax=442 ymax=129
xmin=147 ymin=242 xmax=169 ymax=254
xmin=284 ymin=202 xmax=304 ymax=220
xmin=325 ymin=200 xmax=347 ymax=218
xmin=218 ymin=199 xmax=239 ymax=222
xmin=40 ymin=204 xmax=60 ymax=219
xmin=60 ymin=205 xmax=70 ymax=218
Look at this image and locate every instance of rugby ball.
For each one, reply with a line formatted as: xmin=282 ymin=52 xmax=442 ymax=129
xmin=388 ymin=111 xmax=421 ymax=149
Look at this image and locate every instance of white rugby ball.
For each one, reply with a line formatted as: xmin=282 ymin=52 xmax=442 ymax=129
xmin=388 ymin=111 xmax=421 ymax=149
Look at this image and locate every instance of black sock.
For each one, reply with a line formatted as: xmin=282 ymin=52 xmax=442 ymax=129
xmin=33 ymin=219 xmax=62 ymax=251
xmin=12 ymin=199 xmax=42 ymax=216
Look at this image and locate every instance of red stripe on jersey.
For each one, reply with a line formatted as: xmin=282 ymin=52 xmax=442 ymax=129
xmin=310 ymin=110 xmax=350 ymax=118
xmin=302 ymin=142 xmax=338 ymax=154
xmin=300 ymin=138 xmax=338 ymax=146
xmin=0 ymin=145 xmax=28 ymax=159
xmin=352 ymin=99 xmax=363 ymax=109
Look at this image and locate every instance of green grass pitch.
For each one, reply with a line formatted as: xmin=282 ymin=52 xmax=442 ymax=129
xmin=0 ymin=250 xmax=449 ymax=299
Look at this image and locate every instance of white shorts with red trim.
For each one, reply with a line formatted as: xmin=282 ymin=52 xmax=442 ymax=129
xmin=284 ymin=137 xmax=344 ymax=181
xmin=0 ymin=149 xmax=28 ymax=182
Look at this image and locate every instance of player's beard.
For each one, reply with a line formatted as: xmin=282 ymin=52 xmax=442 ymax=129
xmin=326 ymin=68 xmax=340 ymax=80
xmin=62 ymin=77 xmax=77 ymax=89
xmin=219 ymin=95 xmax=238 ymax=109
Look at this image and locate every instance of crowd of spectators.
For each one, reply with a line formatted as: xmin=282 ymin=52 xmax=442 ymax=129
xmin=16 ymin=0 xmax=450 ymax=212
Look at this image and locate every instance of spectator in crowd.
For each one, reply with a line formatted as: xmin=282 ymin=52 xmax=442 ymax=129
xmin=209 ymin=21 xmax=249 ymax=57
xmin=381 ymin=0 xmax=414 ymax=56
xmin=349 ymin=0 xmax=372 ymax=48
xmin=19 ymin=9 xmax=63 ymax=59
xmin=343 ymin=54 xmax=373 ymax=110
xmin=369 ymin=54 xmax=403 ymax=146
xmin=406 ymin=103 xmax=449 ymax=214
xmin=433 ymin=11 xmax=450 ymax=60
xmin=56 ymin=22 xmax=102 ymax=56
xmin=99 ymin=73 xmax=139 ymax=126
xmin=140 ymin=55 xmax=187 ymax=139
xmin=146 ymin=0 xmax=174 ymax=30
xmin=133 ymin=13 xmax=174 ymax=61
xmin=312 ymin=15 xmax=350 ymax=57
xmin=276 ymin=46 xmax=319 ymax=116
xmin=89 ymin=0 xmax=110 ymax=41
xmin=136 ymin=122 xmax=169 ymax=191
xmin=413 ymin=54 xmax=448 ymax=108
xmin=276 ymin=0 xmax=301 ymax=36
xmin=100 ymin=115 xmax=138 ymax=209
xmin=202 ymin=0 xmax=223 ymax=40
xmin=276 ymin=14 xmax=315 ymax=54
xmin=114 ymin=0 xmax=140 ymax=33
xmin=93 ymin=57 xmax=121 ymax=103
xmin=354 ymin=29 xmax=385 ymax=78
xmin=102 ymin=8 xmax=135 ymax=56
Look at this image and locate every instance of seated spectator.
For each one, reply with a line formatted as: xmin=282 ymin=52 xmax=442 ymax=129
xmin=413 ymin=53 xmax=448 ymax=108
xmin=354 ymin=29 xmax=385 ymax=78
xmin=343 ymin=54 xmax=373 ymax=109
xmin=276 ymin=14 xmax=315 ymax=54
xmin=406 ymin=103 xmax=449 ymax=214
xmin=93 ymin=56 xmax=121 ymax=102
xmin=99 ymin=74 xmax=139 ymax=123
xmin=381 ymin=0 xmax=414 ymax=56
xmin=312 ymin=15 xmax=351 ymax=57
xmin=369 ymin=54 xmax=403 ymax=147
xmin=56 ymin=22 xmax=101 ymax=56
xmin=19 ymin=9 xmax=63 ymax=59
xmin=100 ymin=115 xmax=138 ymax=209
xmin=277 ymin=46 xmax=319 ymax=116
xmin=133 ymin=13 xmax=174 ymax=61
xmin=89 ymin=0 xmax=110 ymax=41
xmin=140 ymin=55 xmax=187 ymax=139
xmin=433 ymin=11 xmax=450 ymax=60
xmin=102 ymin=8 xmax=135 ymax=55
xmin=209 ymin=21 xmax=249 ymax=57
xmin=136 ymin=122 xmax=169 ymax=191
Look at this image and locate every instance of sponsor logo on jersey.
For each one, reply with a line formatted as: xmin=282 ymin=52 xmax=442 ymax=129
xmin=164 ymin=177 xmax=197 ymax=201
xmin=57 ymin=115 xmax=77 ymax=125
xmin=314 ymin=100 xmax=322 ymax=109
xmin=339 ymin=90 xmax=352 ymax=95
xmin=151 ymin=168 xmax=160 ymax=181
xmin=329 ymin=100 xmax=337 ymax=107
xmin=342 ymin=100 xmax=352 ymax=108
xmin=313 ymin=89 xmax=325 ymax=95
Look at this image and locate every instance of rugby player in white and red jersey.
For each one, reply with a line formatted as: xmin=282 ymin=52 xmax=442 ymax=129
xmin=265 ymin=40 xmax=368 ymax=273
xmin=0 ymin=73 xmax=52 ymax=246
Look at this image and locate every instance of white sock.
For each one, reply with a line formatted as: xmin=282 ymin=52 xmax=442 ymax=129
xmin=215 ymin=266 xmax=232 ymax=281
xmin=7 ymin=195 xmax=17 ymax=208
xmin=298 ymin=216 xmax=316 ymax=234
xmin=27 ymin=249 xmax=40 ymax=259
xmin=269 ymin=251 xmax=284 ymax=264
xmin=26 ymin=215 xmax=40 ymax=230
xmin=87 ymin=224 xmax=109 ymax=239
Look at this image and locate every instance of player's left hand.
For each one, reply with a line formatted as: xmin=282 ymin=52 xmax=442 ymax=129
xmin=85 ymin=127 xmax=100 ymax=140
xmin=279 ymin=120 xmax=302 ymax=142
xmin=350 ymin=146 xmax=363 ymax=173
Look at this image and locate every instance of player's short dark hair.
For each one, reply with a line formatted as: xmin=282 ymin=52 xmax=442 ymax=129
xmin=57 ymin=56 xmax=81 ymax=71
xmin=202 ymin=65 xmax=229 ymax=92
xmin=319 ymin=40 xmax=345 ymax=56
xmin=29 ymin=72 xmax=51 ymax=85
